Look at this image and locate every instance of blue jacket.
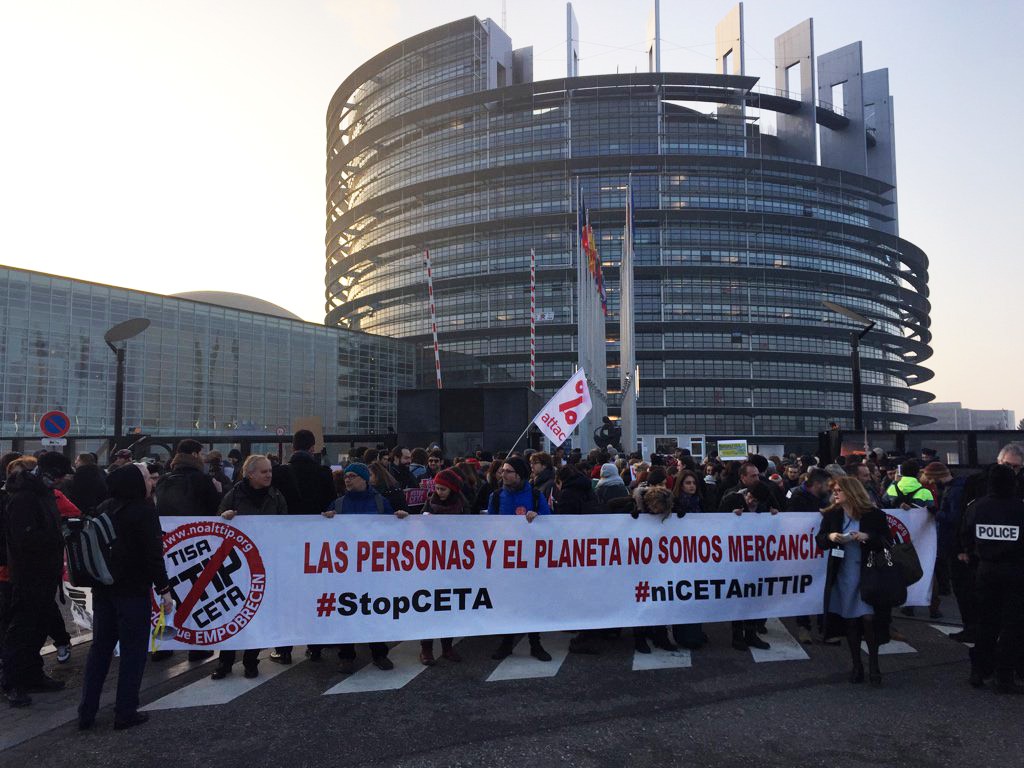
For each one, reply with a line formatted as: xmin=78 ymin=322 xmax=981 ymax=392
xmin=935 ymin=475 xmax=967 ymax=557
xmin=331 ymin=488 xmax=393 ymax=516
xmin=487 ymin=481 xmax=552 ymax=516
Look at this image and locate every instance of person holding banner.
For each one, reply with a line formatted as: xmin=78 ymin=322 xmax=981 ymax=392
xmin=487 ymin=457 xmax=552 ymax=662
xmin=327 ymin=463 xmax=400 ymax=673
xmin=78 ymin=463 xmax=173 ymax=731
xmin=419 ymin=469 xmax=469 ymax=665
xmin=816 ymin=476 xmax=892 ymax=686
xmin=210 ymin=455 xmax=288 ymax=680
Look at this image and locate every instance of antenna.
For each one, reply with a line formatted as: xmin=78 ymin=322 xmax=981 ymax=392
xmin=502 ymin=0 xmax=507 ymax=30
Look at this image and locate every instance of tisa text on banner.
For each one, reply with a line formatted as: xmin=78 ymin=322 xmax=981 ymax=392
xmin=533 ymin=368 xmax=592 ymax=445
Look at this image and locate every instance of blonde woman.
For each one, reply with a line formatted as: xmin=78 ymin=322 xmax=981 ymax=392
xmin=815 ymin=476 xmax=892 ymax=686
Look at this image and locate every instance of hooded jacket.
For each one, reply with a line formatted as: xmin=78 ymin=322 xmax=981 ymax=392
xmin=99 ymin=465 xmax=169 ymax=598
xmin=62 ymin=463 xmax=109 ymax=514
xmin=595 ymin=467 xmax=630 ymax=507
xmin=2 ymin=470 xmax=63 ymax=584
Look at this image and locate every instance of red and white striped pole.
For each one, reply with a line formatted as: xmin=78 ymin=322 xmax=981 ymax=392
xmin=424 ymin=249 xmax=442 ymax=390
xmin=530 ymin=248 xmax=536 ymax=392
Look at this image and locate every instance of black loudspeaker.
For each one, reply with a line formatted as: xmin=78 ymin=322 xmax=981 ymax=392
xmin=483 ymin=388 xmax=532 ymax=450
xmin=398 ymin=390 xmax=441 ymax=447
xmin=440 ymin=389 xmax=484 ymax=432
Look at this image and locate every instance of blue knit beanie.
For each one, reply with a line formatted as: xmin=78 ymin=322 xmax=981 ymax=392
xmin=343 ymin=462 xmax=370 ymax=483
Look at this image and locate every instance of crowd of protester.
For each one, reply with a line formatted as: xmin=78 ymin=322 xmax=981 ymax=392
xmin=2 ymin=431 xmax=1023 ymax=730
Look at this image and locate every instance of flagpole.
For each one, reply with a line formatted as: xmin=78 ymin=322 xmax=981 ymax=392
xmin=530 ymin=247 xmax=536 ymax=392
xmin=424 ymin=249 xmax=442 ymax=389
xmin=508 ymin=423 xmax=533 ymax=455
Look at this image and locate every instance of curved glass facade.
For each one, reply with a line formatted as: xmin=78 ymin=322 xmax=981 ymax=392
xmin=326 ymin=17 xmax=933 ymax=438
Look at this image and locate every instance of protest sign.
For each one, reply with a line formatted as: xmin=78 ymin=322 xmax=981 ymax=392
xmin=148 ymin=510 xmax=935 ymax=649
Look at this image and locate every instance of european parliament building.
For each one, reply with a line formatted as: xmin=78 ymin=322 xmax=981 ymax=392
xmin=325 ymin=9 xmax=934 ymax=440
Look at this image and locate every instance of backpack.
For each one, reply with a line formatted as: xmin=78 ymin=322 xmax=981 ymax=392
xmin=889 ymin=487 xmax=931 ymax=508
xmin=488 ymin=487 xmax=541 ymax=515
xmin=63 ymin=506 xmax=119 ymax=588
xmin=155 ymin=471 xmax=196 ymax=516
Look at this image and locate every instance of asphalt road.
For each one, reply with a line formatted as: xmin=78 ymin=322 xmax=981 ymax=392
xmin=3 ymin=608 xmax=1022 ymax=768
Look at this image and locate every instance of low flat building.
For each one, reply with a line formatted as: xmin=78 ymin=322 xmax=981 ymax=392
xmin=910 ymin=402 xmax=1016 ymax=431
xmin=0 ymin=264 xmax=418 ymax=453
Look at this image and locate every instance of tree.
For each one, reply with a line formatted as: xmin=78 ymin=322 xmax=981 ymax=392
xmin=1018 ymin=417 xmax=1024 ymax=431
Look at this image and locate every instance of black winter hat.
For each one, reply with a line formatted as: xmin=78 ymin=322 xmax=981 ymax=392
xmin=505 ymin=456 xmax=530 ymax=482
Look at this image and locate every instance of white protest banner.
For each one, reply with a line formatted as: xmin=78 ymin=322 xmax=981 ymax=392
xmin=148 ymin=510 xmax=935 ymax=650
xmin=887 ymin=509 xmax=937 ymax=606
xmin=532 ymin=368 xmax=592 ymax=446
xmin=152 ymin=513 xmax=817 ymax=649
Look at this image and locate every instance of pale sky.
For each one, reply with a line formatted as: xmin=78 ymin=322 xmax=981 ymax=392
xmin=2 ymin=1 xmax=1022 ymax=420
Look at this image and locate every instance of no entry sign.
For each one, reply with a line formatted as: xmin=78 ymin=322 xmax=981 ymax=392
xmin=40 ymin=410 xmax=70 ymax=438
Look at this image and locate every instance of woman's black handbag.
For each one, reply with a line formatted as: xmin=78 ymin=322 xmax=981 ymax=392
xmin=891 ymin=540 xmax=924 ymax=586
xmin=860 ymin=546 xmax=908 ymax=608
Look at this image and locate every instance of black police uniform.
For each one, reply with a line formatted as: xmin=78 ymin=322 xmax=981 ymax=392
xmin=963 ymin=492 xmax=1024 ymax=691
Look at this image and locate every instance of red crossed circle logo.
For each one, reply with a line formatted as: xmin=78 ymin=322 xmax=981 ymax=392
xmin=155 ymin=521 xmax=266 ymax=646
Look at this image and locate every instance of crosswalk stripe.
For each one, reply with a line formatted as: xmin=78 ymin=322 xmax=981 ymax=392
xmin=632 ymin=646 xmax=692 ymax=671
xmin=863 ymin=639 xmax=916 ymax=655
xmin=323 ymin=640 xmax=456 ymax=695
xmin=486 ymin=633 xmax=571 ymax=682
xmin=749 ymin=618 xmax=810 ymax=663
xmin=930 ymin=623 xmax=973 ymax=647
xmin=143 ymin=651 xmax=303 ymax=710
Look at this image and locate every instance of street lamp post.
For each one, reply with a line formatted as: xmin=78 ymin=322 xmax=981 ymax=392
xmin=104 ymin=318 xmax=151 ymax=449
xmin=822 ymin=300 xmax=875 ymax=432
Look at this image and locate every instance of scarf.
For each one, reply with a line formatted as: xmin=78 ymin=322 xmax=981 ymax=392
xmin=425 ymin=491 xmax=464 ymax=515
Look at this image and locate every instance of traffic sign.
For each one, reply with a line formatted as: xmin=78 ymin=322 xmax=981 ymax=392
xmin=276 ymin=427 xmax=286 ymax=436
xmin=40 ymin=410 xmax=71 ymax=438
xmin=42 ymin=437 xmax=68 ymax=447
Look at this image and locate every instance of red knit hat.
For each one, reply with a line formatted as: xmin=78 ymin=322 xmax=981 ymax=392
xmin=434 ymin=468 xmax=463 ymax=494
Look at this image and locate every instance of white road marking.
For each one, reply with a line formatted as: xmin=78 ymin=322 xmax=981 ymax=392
xmin=864 ymin=639 xmax=916 ymax=655
xmin=749 ymin=618 xmax=810 ymax=663
xmin=322 ymin=640 xmax=462 ymax=695
xmin=632 ymin=645 xmax=693 ymax=671
xmin=486 ymin=633 xmax=571 ymax=682
xmin=143 ymin=651 xmax=302 ymax=710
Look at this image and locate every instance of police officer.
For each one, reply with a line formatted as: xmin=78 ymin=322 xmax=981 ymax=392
xmin=962 ymin=464 xmax=1024 ymax=693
